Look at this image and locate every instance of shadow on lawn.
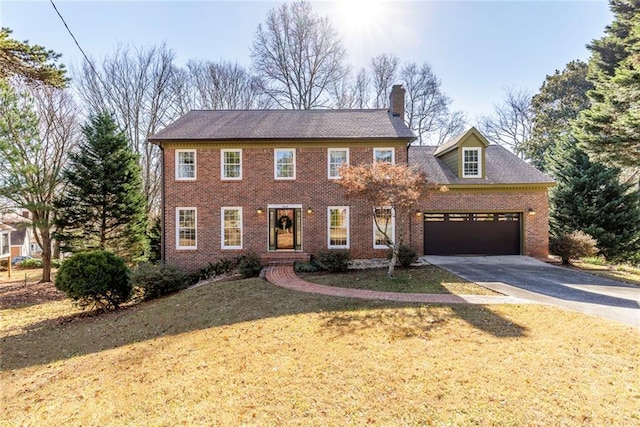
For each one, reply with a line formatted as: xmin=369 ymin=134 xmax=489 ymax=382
xmin=1 ymin=278 xmax=528 ymax=371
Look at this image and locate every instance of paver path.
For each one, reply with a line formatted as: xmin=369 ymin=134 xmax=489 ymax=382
xmin=265 ymin=264 xmax=529 ymax=305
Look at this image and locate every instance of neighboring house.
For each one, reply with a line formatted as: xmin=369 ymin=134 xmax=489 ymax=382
xmin=149 ymin=85 xmax=554 ymax=271
xmin=0 ymin=222 xmax=14 ymax=261
xmin=0 ymin=211 xmax=38 ymax=258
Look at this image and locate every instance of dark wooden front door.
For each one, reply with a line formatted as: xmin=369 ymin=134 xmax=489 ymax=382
xmin=269 ymin=208 xmax=302 ymax=251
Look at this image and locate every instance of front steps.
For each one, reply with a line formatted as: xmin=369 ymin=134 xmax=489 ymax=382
xmin=261 ymin=252 xmax=310 ymax=266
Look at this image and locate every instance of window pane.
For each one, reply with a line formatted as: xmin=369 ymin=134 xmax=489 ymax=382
xmin=223 ymin=209 xmax=242 ymax=247
xmin=177 ymin=209 xmax=196 ymax=247
xmin=178 ymin=151 xmax=195 ymax=179
xmin=374 ymin=207 xmax=393 ymax=246
xmin=463 ymin=149 xmax=480 ymax=176
xmin=329 ymin=149 xmax=347 ymax=178
xmin=276 ymin=150 xmax=295 ymax=178
xmin=374 ymin=149 xmax=393 ymax=163
xmin=223 ymin=151 xmax=241 ymax=178
xmin=329 ymin=208 xmax=348 ymax=247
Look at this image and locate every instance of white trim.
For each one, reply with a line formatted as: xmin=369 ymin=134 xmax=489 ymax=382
xmin=221 ymin=207 xmax=243 ymax=249
xmin=327 ymin=148 xmax=349 ymax=179
xmin=327 ymin=206 xmax=350 ymax=249
xmin=274 ymin=148 xmax=296 ymax=180
xmin=373 ymin=206 xmax=395 ymax=249
xmin=175 ymin=149 xmax=196 ymax=181
xmin=462 ymin=147 xmax=482 ymax=178
xmin=221 ymin=148 xmax=242 ymax=180
xmin=373 ymin=147 xmax=395 ymax=164
xmin=176 ymin=207 xmax=197 ymax=250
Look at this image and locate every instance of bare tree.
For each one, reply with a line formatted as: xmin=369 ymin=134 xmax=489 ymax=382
xmin=0 ymin=81 xmax=79 ymax=281
xmin=370 ymin=53 xmax=399 ymax=108
xmin=329 ymin=67 xmax=371 ymax=109
xmin=251 ymin=0 xmax=347 ymax=109
xmin=478 ymin=88 xmax=533 ymax=157
xmin=401 ymin=62 xmax=451 ymax=144
xmin=435 ymin=110 xmax=468 ymax=146
xmin=75 ymin=43 xmax=181 ymax=213
xmin=186 ymin=60 xmax=270 ymax=110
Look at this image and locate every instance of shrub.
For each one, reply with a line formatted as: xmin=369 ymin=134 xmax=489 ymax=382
xmin=237 ymin=253 xmax=264 ymax=278
xmin=550 ymin=231 xmax=598 ymax=265
xmin=387 ymin=245 xmax=418 ymax=268
xmin=294 ymin=261 xmax=320 ymax=273
xmin=198 ymin=258 xmax=236 ymax=281
xmin=19 ymin=258 xmax=43 ymax=269
xmin=315 ymin=250 xmax=351 ymax=273
xmin=132 ymin=262 xmax=193 ymax=301
xmin=55 ymin=250 xmax=132 ymax=311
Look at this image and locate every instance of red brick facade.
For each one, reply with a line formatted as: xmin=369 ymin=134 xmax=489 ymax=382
xmin=161 ymin=141 xmax=550 ymax=271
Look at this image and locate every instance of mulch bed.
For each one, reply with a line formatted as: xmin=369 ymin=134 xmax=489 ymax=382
xmin=0 ymin=280 xmax=66 ymax=309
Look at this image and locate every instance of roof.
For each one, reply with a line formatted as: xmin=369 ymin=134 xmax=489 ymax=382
xmin=148 ymin=109 xmax=415 ymax=142
xmin=410 ymin=145 xmax=555 ymax=186
xmin=434 ymin=127 xmax=490 ymax=157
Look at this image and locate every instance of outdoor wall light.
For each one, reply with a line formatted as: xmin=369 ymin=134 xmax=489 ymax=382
xmin=528 ymin=208 xmax=536 ymax=216
xmin=257 ymin=207 xmax=264 ymax=214
xmin=307 ymin=207 xmax=313 ymax=214
xmin=415 ymin=210 xmax=423 ymax=217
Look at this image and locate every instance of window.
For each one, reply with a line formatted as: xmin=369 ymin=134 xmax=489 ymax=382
xmin=176 ymin=150 xmax=196 ymax=180
xmin=221 ymin=149 xmax=242 ymax=180
xmin=328 ymin=148 xmax=349 ymax=179
xmin=176 ymin=208 xmax=197 ymax=249
xmin=462 ymin=147 xmax=481 ymax=178
xmin=373 ymin=207 xmax=394 ymax=249
xmin=328 ymin=207 xmax=349 ymax=248
xmin=275 ymin=149 xmax=296 ymax=179
xmin=222 ymin=207 xmax=243 ymax=249
xmin=373 ymin=148 xmax=394 ymax=164
xmin=1 ymin=233 xmax=9 ymax=256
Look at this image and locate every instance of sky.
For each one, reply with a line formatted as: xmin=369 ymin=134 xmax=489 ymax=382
xmin=1 ymin=0 xmax=613 ymax=121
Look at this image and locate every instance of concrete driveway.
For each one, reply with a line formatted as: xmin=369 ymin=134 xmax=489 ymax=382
xmin=425 ymin=256 xmax=640 ymax=329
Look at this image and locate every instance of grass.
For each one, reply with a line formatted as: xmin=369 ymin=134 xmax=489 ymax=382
xmin=2 ymin=274 xmax=639 ymax=426
xmin=573 ymin=257 xmax=640 ymax=286
xmin=301 ymin=265 xmax=499 ymax=295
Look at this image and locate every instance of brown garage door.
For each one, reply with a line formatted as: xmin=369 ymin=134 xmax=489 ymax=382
xmin=423 ymin=213 xmax=521 ymax=255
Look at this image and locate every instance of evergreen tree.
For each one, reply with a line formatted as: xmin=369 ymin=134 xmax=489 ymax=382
xmin=56 ymin=112 xmax=148 ymax=261
xmin=548 ymin=136 xmax=640 ymax=262
xmin=573 ymin=0 xmax=640 ymax=168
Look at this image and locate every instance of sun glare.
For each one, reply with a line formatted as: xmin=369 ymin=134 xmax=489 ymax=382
xmin=336 ymin=0 xmax=387 ymax=36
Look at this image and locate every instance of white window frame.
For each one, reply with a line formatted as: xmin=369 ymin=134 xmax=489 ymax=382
xmin=327 ymin=148 xmax=349 ymax=179
xmin=373 ymin=147 xmax=395 ymax=164
xmin=221 ymin=149 xmax=242 ymax=180
xmin=274 ymin=148 xmax=296 ymax=180
xmin=176 ymin=207 xmax=197 ymax=250
xmin=373 ymin=206 xmax=395 ymax=249
xmin=221 ymin=207 xmax=243 ymax=250
xmin=327 ymin=206 xmax=350 ymax=249
xmin=175 ymin=149 xmax=196 ymax=181
xmin=462 ymin=147 xmax=482 ymax=178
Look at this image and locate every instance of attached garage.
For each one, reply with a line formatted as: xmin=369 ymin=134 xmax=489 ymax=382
xmin=423 ymin=212 xmax=522 ymax=255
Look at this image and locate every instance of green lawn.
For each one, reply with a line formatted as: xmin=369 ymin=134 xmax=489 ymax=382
xmin=1 ymin=275 xmax=639 ymax=426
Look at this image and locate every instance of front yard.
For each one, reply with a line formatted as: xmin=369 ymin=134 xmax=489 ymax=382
xmin=1 ymin=270 xmax=639 ymax=426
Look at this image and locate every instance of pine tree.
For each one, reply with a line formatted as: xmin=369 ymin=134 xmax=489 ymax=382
xmin=573 ymin=0 xmax=640 ymax=168
xmin=548 ymin=136 xmax=640 ymax=262
xmin=56 ymin=112 xmax=148 ymax=261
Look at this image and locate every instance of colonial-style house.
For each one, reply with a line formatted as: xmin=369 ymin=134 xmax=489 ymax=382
xmin=149 ymin=85 xmax=554 ymax=270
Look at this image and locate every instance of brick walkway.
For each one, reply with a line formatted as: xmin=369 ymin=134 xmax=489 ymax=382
xmin=265 ymin=265 xmax=530 ymax=305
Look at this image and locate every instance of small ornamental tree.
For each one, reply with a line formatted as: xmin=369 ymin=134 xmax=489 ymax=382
xmin=338 ymin=162 xmax=440 ymax=278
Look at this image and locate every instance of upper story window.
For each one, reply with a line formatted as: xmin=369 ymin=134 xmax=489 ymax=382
xmin=373 ymin=148 xmax=395 ymax=164
xmin=221 ymin=149 xmax=242 ymax=180
xmin=275 ymin=148 xmax=296 ymax=180
xmin=462 ymin=147 xmax=481 ymax=178
xmin=373 ymin=207 xmax=394 ymax=249
xmin=176 ymin=207 xmax=197 ymax=249
xmin=328 ymin=148 xmax=349 ymax=179
xmin=176 ymin=150 xmax=196 ymax=180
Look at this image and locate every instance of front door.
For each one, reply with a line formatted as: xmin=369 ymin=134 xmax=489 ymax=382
xmin=269 ymin=207 xmax=302 ymax=251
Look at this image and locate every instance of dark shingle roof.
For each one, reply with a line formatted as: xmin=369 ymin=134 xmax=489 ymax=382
xmin=410 ymin=145 xmax=555 ymax=185
xmin=148 ymin=109 xmax=415 ymax=142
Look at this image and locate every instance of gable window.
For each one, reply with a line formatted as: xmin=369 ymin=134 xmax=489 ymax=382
xmin=373 ymin=148 xmax=395 ymax=164
xmin=275 ymin=149 xmax=296 ymax=180
xmin=221 ymin=149 xmax=242 ymax=180
xmin=373 ymin=207 xmax=394 ymax=249
xmin=462 ymin=147 xmax=481 ymax=178
xmin=176 ymin=150 xmax=196 ymax=180
xmin=328 ymin=148 xmax=349 ymax=179
xmin=328 ymin=207 xmax=349 ymax=248
xmin=176 ymin=208 xmax=197 ymax=249
xmin=222 ymin=207 xmax=243 ymax=249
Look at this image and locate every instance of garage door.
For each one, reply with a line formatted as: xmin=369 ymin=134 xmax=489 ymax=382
xmin=423 ymin=213 xmax=521 ymax=255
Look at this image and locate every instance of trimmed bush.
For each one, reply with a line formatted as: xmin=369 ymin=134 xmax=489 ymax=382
xmin=198 ymin=258 xmax=236 ymax=281
xmin=550 ymin=231 xmax=598 ymax=265
xmin=132 ymin=262 xmax=193 ymax=301
xmin=55 ymin=250 xmax=132 ymax=311
xmin=315 ymin=250 xmax=351 ymax=273
xmin=294 ymin=261 xmax=320 ymax=273
xmin=18 ymin=258 xmax=43 ymax=269
xmin=387 ymin=245 xmax=418 ymax=268
xmin=237 ymin=253 xmax=263 ymax=278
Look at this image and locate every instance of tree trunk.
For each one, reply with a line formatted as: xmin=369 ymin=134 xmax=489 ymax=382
xmin=40 ymin=228 xmax=52 ymax=283
xmin=387 ymin=245 xmax=398 ymax=278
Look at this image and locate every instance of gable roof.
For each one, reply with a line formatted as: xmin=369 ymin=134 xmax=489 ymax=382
xmin=433 ymin=126 xmax=490 ymax=157
xmin=410 ymin=145 xmax=555 ymax=186
xmin=148 ymin=109 xmax=415 ymax=142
